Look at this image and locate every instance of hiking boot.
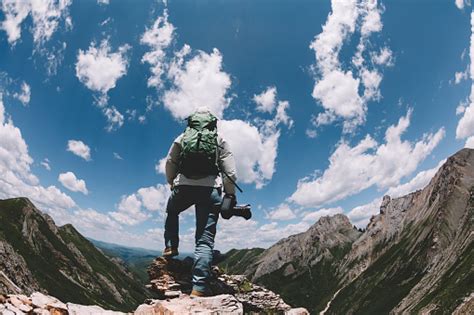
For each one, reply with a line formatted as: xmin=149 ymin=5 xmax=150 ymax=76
xmin=162 ymin=247 xmax=179 ymax=258
xmin=190 ymin=290 xmax=206 ymax=297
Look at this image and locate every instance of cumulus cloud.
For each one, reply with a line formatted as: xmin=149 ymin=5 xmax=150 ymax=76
xmin=141 ymin=9 xmax=175 ymax=89
xmin=310 ymin=0 xmax=391 ymax=132
xmin=253 ymin=86 xmax=277 ymax=113
xmin=58 ymin=171 xmax=88 ymax=195
xmin=13 ymin=82 xmax=31 ymax=106
xmin=97 ymin=0 xmax=110 ymax=5
xmin=290 ymin=110 xmax=445 ymax=207
xmin=76 ymin=39 xmax=130 ymax=103
xmin=163 ymin=45 xmax=232 ymax=119
xmin=266 ymin=204 xmax=297 ymax=221
xmin=67 ymin=140 xmax=91 ymax=161
xmin=218 ymin=119 xmax=279 ymax=188
xmin=109 ymin=184 xmax=170 ymax=225
xmin=456 ymin=12 xmax=474 ymax=141
xmin=0 ymin=94 xmax=76 ymax=216
xmin=113 ymin=152 xmax=123 ymax=160
xmin=215 ymin=218 xmax=311 ymax=251
xmin=0 ymin=0 xmax=72 ymax=45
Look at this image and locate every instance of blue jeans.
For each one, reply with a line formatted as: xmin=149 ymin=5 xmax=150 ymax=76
xmin=164 ymin=185 xmax=221 ymax=293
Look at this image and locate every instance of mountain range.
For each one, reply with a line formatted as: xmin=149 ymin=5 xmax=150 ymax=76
xmin=219 ymin=148 xmax=474 ymax=314
xmin=0 ymin=148 xmax=473 ymax=314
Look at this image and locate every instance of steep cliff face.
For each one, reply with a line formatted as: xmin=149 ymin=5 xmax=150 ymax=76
xmin=0 ymin=198 xmax=150 ymax=312
xmin=327 ymin=148 xmax=474 ymax=314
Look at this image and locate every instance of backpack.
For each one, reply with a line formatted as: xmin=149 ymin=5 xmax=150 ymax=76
xmin=178 ymin=111 xmax=219 ymax=177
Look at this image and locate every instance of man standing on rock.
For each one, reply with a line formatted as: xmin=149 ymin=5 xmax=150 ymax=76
xmin=163 ymin=107 xmax=238 ymax=297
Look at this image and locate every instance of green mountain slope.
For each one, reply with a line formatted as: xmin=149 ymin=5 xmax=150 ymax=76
xmin=0 ymin=198 xmax=150 ymax=312
xmin=88 ymin=238 xmax=161 ymax=284
xmin=218 ymin=248 xmax=264 ymax=275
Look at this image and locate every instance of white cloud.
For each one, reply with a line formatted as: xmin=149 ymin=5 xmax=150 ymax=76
xmin=0 ymin=94 xmax=76 ymax=216
xmin=310 ymin=0 xmax=390 ymax=132
xmin=113 ymin=152 xmax=123 ymax=160
xmin=218 ymin=119 xmax=279 ymax=188
xmin=137 ymin=185 xmax=170 ymax=211
xmin=216 ymin=218 xmax=311 ymax=251
xmin=274 ymin=100 xmax=294 ymax=128
xmin=110 ymin=194 xmax=150 ymax=226
xmin=109 ymin=184 xmax=170 ymax=225
xmin=454 ymin=69 xmax=469 ymax=84
xmin=155 ymin=157 xmax=167 ymax=175
xmin=465 ymin=135 xmax=474 ymax=148
xmin=75 ymin=39 xmax=130 ymax=107
xmin=0 ymin=0 xmax=72 ymax=45
xmin=455 ymin=0 xmax=471 ymax=9
xmin=312 ymin=70 xmax=364 ymax=129
xmin=266 ymin=204 xmax=296 ymax=221
xmin=301 ymin=207 xmax=343 ymax=223
xmin=40 ymin=158 xmax=51 ymax=171
xmin=97 ymin=0 xmax=110 ymax=5
xmin=103 ymin=106 xmax=124 ymax=132
xmin=13 ymin=82 xmax=30 ymax=106
xmin=141 ymin=10 xmax=175 ymax=89
xmin=58 ymin=171 xmax=88 ymax=195
xmin=67 ymin=140 xmax=91 ymax=161
xmin=163 ymin=45 xmax=231 ymax=119
xmin=456 ymin=12 xmax=474 ymax=140
xmin=290 ymin=110 xmax=445 ymax=207
xmin=306 ymin=129 xmax=318 ymax=138
xmin=371 ymin=47 xmax=393 ymax=66
xmin=253 ymin=86 xmax=277 ymax=113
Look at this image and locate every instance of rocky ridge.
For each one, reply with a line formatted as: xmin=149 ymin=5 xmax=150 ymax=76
xmin=146 ymin=256 xmax=309 ymax=314
xmin=221 ymin=148 xmax=474 ymax=314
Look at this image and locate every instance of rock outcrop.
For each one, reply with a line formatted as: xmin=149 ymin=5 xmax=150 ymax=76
xmin=146 ymin=257 xmax=309 ymax=314
xmin=0 ymin=292 xmax=127 ymax=314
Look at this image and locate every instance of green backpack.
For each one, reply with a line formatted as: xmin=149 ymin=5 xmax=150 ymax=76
xmin=178 ymin=111 xmax=219 ymax=177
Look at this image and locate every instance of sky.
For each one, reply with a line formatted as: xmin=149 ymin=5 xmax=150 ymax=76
xmin=0 ymin=0 xmax=472 ymax=252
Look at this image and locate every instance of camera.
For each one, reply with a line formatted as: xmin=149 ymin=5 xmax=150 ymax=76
xmin=220 ymin=194 xmax=252 ymax=220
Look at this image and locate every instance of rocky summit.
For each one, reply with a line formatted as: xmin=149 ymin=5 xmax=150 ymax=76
xmin=145 ymin=256 xmax=309 ymax=314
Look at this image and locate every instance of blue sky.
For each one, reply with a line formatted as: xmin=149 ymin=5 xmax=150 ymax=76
xmin=0 ymin=0 xmax=472 ymax=251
